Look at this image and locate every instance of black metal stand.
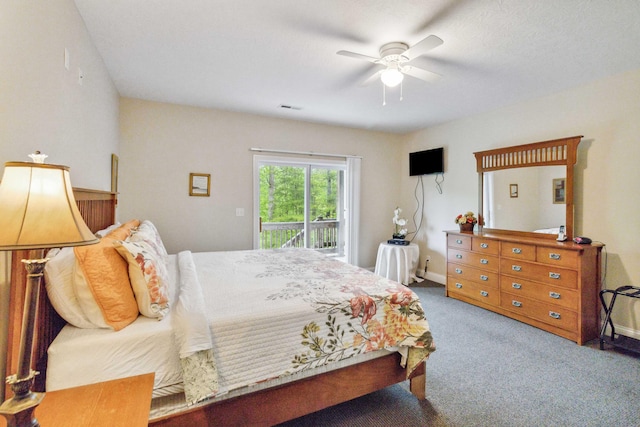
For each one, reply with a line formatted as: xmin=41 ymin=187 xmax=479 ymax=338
xmin=599 ymin=285 xmax=640 ymax=354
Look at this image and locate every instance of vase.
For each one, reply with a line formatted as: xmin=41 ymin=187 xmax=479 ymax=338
xmin=392 ymin=234 xmax=406 ymax=240
xmin=459 ymin=222 xmax=474 ymax=232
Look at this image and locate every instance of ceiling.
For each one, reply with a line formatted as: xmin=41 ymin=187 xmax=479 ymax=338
xmin=73 ymin=0 xmax=640 ymax=134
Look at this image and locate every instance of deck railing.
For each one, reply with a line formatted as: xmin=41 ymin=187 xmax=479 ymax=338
xmin=260 ymin=219 xmax=341 ymax=253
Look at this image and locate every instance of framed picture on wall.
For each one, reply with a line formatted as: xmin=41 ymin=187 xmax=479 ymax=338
xmin=509 ymin=183 xmax=518 ymax=198
xmin=111 ymin=154 xmax=119 ymax=193
xmin=189 ymin=173 xmax=210 ymax=197
xmin=553 ymin=178 xmax=565 ymax=204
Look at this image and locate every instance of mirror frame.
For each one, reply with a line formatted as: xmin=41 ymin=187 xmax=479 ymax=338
xmin=474 ymin=135 xmax=582 ymax=240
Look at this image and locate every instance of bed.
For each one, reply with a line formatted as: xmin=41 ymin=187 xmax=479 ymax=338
xmin=5 ymin=188 xmax=435 ymax=426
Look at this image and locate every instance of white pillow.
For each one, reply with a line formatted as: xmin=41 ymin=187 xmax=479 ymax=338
xmin=94 ymin=222 xmax=121 ymax=238
xmin=44 ymin=247 xmax=96 ymax=329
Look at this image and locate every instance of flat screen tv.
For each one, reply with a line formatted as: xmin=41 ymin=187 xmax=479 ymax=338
xmin=409 ymin=147 xmax=444 ymax=176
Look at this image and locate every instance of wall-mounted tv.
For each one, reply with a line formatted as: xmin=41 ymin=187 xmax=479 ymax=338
xmin=409 ymin=147 xmax=444 ymax=176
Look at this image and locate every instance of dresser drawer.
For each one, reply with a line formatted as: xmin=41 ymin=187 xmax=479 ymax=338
xmin=448 ymin=234 xmax=471 ymax=250
xmin=448 ymin=276 xmax=500 ymax=306
xmin=471 ymin=237 xmax=499 ymax=255
xmin=448 ymin=249 xmax=499 ymax=272
xmin=448 ymin=262 xmax=499 ymax=288
xmin=536 ymin=247 xmax=578 ymax=269
xmin=500 ymin=276 xmax=578 ymax=310
xmin=500 ymin=242 xmax=536 ymax=261
xmin=500 ymin=259 xmax=577 ymax=289
xmin=500 ymin=293 xmax=577 ymax=332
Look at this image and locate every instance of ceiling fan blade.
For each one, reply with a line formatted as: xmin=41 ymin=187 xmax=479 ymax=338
xmin=337 ymin=50 xmax=380 ymax=63
xmin=403 ymin=35 xmax=444 ymax=60
xmin=360 ymin=69 xmax=383 ymax=86
xmin=402 ymin=65 xmax=441 ymax=83
xmin=412 ymin=0 xmax=468 ymax=35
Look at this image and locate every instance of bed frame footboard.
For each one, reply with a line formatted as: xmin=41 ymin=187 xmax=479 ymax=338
xmin=150 ymin=353 xmax=427 ymax=426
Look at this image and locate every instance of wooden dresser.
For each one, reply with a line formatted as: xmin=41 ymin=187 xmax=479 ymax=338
xmin=446 ymin=230 xmax=602 ymax=344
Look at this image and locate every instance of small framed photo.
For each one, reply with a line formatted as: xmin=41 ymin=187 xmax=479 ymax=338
xmin=509 ymin=183 xmax=518 ymax=198
xmin=553 ymin=178 xmax=565 ymax=204
xmin=189 ymin=173 xmax=210 ymax=197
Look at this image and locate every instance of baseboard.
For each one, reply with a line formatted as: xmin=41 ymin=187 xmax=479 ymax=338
xmin=421 ymin=271 xmax=445 ymax=285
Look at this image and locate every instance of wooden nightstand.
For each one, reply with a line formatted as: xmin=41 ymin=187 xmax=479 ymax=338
xmin=0 ymin=373 xmax=154 ymax=427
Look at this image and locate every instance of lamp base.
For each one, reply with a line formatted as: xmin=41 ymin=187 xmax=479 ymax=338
xmin=0 ymin=391 xmax=44 ymax=427
xmin=0 ymin=257 xmax=47 ymax=427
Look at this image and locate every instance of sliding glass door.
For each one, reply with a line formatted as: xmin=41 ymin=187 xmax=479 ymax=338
xmin=254 ymin=156 xmax=346 ymax=259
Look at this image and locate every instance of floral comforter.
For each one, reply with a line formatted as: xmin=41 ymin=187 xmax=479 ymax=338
xmin=174 ymin=248 xmax=435 ymax=405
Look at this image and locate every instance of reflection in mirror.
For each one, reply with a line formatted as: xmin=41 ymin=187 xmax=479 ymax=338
xmin=475 ymin=135 xmax=581 ymax=239
xmin=483 ymin=165 xmax=565 ymax=233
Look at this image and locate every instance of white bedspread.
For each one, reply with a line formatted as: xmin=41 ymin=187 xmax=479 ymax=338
xmin=46 ymin=306 xmax=184 ymax=397
xmin=47 ymin=248 xmax=435 ymax=406
xmin=182 ymin=249 xmax=434 ymax=403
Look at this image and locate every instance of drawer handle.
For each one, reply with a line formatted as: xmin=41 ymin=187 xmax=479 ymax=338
xmin=480 ymin=275 xmax=488 ymax=281
xmin=455 ymin=283 xmax=463 ymax=289
xmin=512 ymin=283 xmax=522 ymax=290
xmin=455 ymin=268 xmax=462 ymax=274
xmin=549 ymin=272 xmax=561 ymax=279
xmin=480 ymin=243 xmax=489 ymax=249
xmin=549 ymin=253 xmax=561 ymax=260
xmin=512 ymin=248 xmax=522 ymax=254
xmin=480 ymin=290 xmax=489 ymax=297
xmin=456 ymin=254 xmax=463 ymax=259
xmin=480 ymin=258 xmax=489 ymax=264
xmin=549 ymin=311 xmax=561 ymax=320
xmin=512 ymin=265 xmax=522 ymax=272
xmin=456 ymin=239 xmax=463 ymax=244
xmin=549 ymin=292 xmax=561 ymax=299
xmin=512 ymin=300 xmax=522 ymax=308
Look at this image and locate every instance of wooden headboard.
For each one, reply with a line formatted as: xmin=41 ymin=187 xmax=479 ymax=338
xmin=4 ymin=188 xmax=117 ymax=398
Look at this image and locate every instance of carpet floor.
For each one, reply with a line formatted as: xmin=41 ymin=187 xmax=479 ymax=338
xmin=278 ymin=283 xmax=640 ymax=427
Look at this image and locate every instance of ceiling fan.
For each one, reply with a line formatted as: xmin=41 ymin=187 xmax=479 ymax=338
xmin=337 ymin=35 xmax=443 ymax=90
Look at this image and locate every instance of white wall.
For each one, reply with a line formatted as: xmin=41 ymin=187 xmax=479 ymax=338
xmin=400 ymin=68 xmax=640 ymax=336
xmin=2 ymin=3 xmax=638 ymax=390
xmin=0 ymin=0 xmax=120 ymax=401
xmin=118 ymin=98 xmax=403 ymax=268
xmin=0 ymin=0 xmax=119 ymax=188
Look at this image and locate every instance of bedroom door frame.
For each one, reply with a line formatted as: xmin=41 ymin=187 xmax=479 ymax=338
xmin=253 ymin=155 xmax=349 ymax=259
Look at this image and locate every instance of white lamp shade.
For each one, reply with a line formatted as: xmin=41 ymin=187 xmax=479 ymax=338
xmin=0 ymin=162 xmax=99 ymax=250
xmin=380 ymin=68 xmax=404 ymax=87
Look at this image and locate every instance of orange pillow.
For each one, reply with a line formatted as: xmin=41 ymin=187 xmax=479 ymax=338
xmin=73 ymin=220 xmax=140 ymax=330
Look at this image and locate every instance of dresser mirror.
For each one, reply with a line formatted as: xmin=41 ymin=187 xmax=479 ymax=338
xmin=474 ymin=135 xmax=582 ymax=240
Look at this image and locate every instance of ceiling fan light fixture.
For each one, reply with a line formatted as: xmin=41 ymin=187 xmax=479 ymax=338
xmin=380 ymin=66 xmax=404 ymax=87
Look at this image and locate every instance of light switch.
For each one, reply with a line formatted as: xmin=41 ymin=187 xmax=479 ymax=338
xmin=236 ymin=208 xmax=245 ymax=217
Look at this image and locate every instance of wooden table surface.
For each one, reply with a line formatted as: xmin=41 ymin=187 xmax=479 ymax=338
xmin=0 ymin=373 xmax=154 ymax=427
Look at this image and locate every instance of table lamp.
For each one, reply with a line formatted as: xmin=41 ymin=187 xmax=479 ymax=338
xmin=0 ymin=153 xmax=99 ymax=427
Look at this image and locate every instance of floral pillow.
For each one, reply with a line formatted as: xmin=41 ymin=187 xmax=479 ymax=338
xmin=114 ymin=239 xmax=170 ymax=320
xmin=129 ymin=220 xmax=168 ymax=258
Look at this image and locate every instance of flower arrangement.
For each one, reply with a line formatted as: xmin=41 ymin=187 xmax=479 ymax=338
xmin=455 ymin=211 xmax=477 ymax=225
xmin=393 ymin=207 xmax=408 ymax=238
